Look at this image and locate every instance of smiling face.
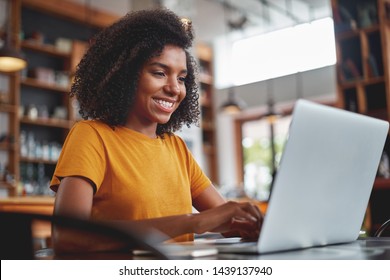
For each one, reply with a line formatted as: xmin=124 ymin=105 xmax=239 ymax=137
xmin=126 ymin=45 xmax=187 ymax=137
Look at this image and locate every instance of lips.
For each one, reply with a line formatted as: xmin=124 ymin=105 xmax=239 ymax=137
xmin=153 ymin=98 xmax=176 ymax=112
xmin=154 ymin=98 xmax=174 ymax=108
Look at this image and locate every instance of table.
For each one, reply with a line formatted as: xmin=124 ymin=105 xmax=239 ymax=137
xmin=35 ymin=237 xmax=390 ymax=260
xmin=214 ymin=238 xmax=390 ymax=260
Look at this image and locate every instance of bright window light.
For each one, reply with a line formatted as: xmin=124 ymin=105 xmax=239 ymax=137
xmin=229 ymin=17 xmax=336 ymax=86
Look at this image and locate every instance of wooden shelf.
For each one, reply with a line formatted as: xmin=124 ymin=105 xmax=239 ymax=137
xmin=196 ymin=43 xmax=218 ymax=183
xmin=332 ymin=0 xmax=390 ymax=237
xmin=21 ymin=77 xmax=69 ymax=93
xmin=0 ymin=0 xmax=111 ymax=198
xmin=21 ymin=0 xmax=119 ymax=28
xmin=0 ymin=38 xmax=19 ymax=195
xmin=335 ymin=24 xmax=380 ymax=40
xmin=335 ymin=28 xmax=359 ymax=40
xmin=20 ymin=157 xmax=57 ymax=165
xmin=363 ymin=24 xmax=381 ymax=34
xmin=0 ymin=103 xmax=18 ymax=113
xmin=21 ymin=40 xmax=71 ymax=58
xmin=1 ymin=0 xmax=115 ymax=200
xmin=0 ymin=181 xmax=15 ymax=190
xmin=362 ymin=76 xmax=386 ymax=85
xmin=339 ymin=76 xmax=385 ymax=88
xmin=0 ymin=142 xmax=17 ymax=151
xmin=20 ymin=116 xmax=73 ymax=129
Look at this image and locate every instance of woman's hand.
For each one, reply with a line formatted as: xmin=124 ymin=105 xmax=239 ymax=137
xmin=192 ymin=201 xmax=263 ymax=240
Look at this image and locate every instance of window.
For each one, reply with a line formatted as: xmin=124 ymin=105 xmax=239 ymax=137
xmin=216 ymin=17 xmax=336 ymax=88
xmin=241 ymin=114 xmax=292 ymax=201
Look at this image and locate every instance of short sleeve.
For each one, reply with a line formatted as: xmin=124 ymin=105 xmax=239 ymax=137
xmin=50 ymin=121 xmax=106 ymax=192
xmin=174 ymin=136 xmax=212 ymax=199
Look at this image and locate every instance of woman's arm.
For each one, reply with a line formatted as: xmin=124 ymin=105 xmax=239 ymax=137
xmin=52 ymin=178 xmax=262 ymax=253
xmin=52 ymin=177 xmax=130 ymax=253
xmin=192 ymin=184 xmax=226 ymax=211
xmin=114 ymin=185 xmax=263 ymax=240
xmin=53 ymin=176 xmax=93 ymax=219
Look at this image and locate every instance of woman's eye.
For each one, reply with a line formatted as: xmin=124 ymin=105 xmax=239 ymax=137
xmin=154 ymin=71 xmax=165 ymax=77
xmin=178 ymin=76 xmax=186 ymax=83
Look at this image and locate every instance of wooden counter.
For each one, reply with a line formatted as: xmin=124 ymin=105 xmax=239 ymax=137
xmin=0 ymin=196 xmax=55 ymax=242
xmin=0 ymin=196 xmax=55 ymax=214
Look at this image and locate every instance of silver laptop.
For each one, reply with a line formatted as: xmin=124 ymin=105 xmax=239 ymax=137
xmin=213 ymin=99 xmax=389 ymax=254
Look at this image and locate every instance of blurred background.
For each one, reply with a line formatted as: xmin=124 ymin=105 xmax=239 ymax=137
xmin=0 ymin=0 xmax=389 ymax=236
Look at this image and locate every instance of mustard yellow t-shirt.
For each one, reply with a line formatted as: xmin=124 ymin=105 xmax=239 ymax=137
xmin=50 ymin=120 xmax=211 ymax=241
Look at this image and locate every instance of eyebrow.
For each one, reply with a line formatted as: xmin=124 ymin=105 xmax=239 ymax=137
xmin=148 ymin=62 xmax=188 ymax=75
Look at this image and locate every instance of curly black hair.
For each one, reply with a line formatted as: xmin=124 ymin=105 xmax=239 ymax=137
xmin=71 ymin=8 xmax=200 ymax=136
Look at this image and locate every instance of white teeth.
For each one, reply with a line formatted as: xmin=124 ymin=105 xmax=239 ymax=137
xmin=155 ymin=99 xmax=174 ymax=108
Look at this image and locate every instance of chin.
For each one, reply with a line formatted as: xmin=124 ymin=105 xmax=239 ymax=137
xmin=158 ymin=120 xmax=170 ymax=125
xmin=156 ymin=115 xmax=172 ymax=124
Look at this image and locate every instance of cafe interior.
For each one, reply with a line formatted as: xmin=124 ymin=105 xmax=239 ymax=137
xmin=0 ymin=0 xmax=390 ymax=260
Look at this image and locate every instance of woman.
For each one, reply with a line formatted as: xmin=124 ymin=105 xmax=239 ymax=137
xmin=50 ymin=8 xmax=262 ymax=253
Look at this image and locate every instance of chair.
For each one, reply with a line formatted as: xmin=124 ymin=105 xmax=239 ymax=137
xmin=0 ymin=211 xmax=169 ymax=260
xmin=374 ymin=218 xmax=390 ymax=237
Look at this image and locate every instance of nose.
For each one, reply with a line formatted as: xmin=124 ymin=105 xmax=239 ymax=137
xmin=163 ymin=78 xmax=181 ymax=96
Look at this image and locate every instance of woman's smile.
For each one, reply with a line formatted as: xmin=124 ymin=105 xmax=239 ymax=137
xmin=153 ymin=97 xmax=176 ymax=112
xmin=125 ymin=45 xmax=187 ymax=137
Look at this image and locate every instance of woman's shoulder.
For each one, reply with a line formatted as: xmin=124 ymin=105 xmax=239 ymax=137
xmin=165 ymin=132 xmax=184 ymax=142
xmin=164 ymin=133 xmax=189 ymax=149
xmin=72 ymin=120 xmax=111 ymax=131
xmin=67 ymin=120 xmax=114 ymax=141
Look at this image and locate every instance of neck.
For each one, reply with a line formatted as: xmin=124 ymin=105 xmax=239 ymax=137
xmin=125 ymin=122 xmax=158 ymax=139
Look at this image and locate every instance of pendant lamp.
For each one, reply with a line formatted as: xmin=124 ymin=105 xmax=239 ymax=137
xmin=0 ymin=0 xmax=27 ymax=72
xmin=220 ymin=87 xmax=246 ymax=114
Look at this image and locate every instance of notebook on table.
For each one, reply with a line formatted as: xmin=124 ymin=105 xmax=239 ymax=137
xmin=199 ymin=99 xmax=389 ymax=255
